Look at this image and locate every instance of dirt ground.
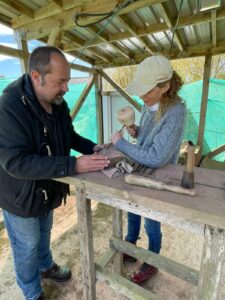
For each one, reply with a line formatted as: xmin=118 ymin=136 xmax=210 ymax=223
xmin=1 ymin=189 xmax=225 ymax=300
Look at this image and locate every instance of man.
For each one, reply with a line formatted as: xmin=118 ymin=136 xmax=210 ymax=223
xmin=0 ymin=46 xmax=109 ymax=300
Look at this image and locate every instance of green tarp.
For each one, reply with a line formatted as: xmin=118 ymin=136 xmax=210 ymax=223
xmin=1 ymin=77 xmax=224 ymax=161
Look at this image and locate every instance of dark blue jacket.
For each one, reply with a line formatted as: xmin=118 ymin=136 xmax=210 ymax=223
xmin=0 ymin=74 xmax=96 ymax=217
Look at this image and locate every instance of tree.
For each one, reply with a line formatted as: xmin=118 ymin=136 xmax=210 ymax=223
xmin=103 ymin=54 xmax=225 ymax=90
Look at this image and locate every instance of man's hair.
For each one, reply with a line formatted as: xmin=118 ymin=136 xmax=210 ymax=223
xmin=28 ymin=46 xmax=66 ymax=76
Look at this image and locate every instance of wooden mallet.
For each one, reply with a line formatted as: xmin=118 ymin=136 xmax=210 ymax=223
xmin=117 ymin=106 xmax=135 ymax=130
xmin=181 ymin=144 xmax=195 ymax=189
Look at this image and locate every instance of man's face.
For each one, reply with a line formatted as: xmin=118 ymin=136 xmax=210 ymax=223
xmin=32 ymin=53 xmax=71 ymax=105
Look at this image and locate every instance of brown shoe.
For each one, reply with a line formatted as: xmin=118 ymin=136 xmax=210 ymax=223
xmin=123 ymin=253 xmax=137 ymax=263
xmin=131 ymin=263 xmax=158 ymax=285
xmin=41 ymin=263 xmax=71 ymax=282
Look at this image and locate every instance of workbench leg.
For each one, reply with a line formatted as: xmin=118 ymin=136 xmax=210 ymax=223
xmin=76 ymin=184 xmax=96 ymax=300
xmin=197 ymin=225 xmax=225 ymax=300
xmin=112 ymin=208 xmax=123 ymax=275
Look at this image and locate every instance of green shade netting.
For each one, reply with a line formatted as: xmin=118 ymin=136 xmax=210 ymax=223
xmin=1 ymin=77 xmax=225 ymax=161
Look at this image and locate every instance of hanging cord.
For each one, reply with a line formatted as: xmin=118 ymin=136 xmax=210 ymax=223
xmin=72 ymin=0 xmax=135 ymax=63
xmin=169 ymin=0 xmax=184 ymax=58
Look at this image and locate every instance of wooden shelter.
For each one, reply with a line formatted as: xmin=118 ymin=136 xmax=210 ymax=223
xmin=0 ymin=1 xmax=225 ymax=299
xmin=0 ymin=0 xmax=225 ymax=163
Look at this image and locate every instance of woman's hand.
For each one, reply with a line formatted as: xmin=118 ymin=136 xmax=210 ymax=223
xmin=126 ymin=124 xmax=138 ymax=138
xmin=111 ymin=131 xmax=123 ymax=145
xmin=93 ymin=143 xmax=111 ymax=152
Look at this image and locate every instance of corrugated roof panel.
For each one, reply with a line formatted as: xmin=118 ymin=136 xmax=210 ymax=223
xmin=183 ymin=25 xmax=198 ymax=45
xmin=217 ymin=19 xmax=225 ymax=42
xmin=195 ymin=22 xmax=212 ymax=43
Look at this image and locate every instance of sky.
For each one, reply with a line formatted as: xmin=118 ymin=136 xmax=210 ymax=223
xmin=0 ymin=23 xmax=89 ymax=78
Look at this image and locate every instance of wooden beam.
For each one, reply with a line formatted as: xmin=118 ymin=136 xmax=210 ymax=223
xmin=76 ymin=184 xmax=96 ymax=300
xmin=47 ymin=24 xmax=62 ymax=47
xmin=117 ymin=15 xmax=154 ymax=54
xmin=197 ymin=55 xmax=212 ymax=156
xmin=0 ymin=44 xmax=23 ymax=58
xmin=98 ymin=69 xmax=141 ymax=112
xmin=70 ymin=63 xmax=97 ymax=74
xmin=94 ymin=74 xmax=104 ymax=144
xmin=93 ymin=40 xmax=225 ymax=68
xmin=110 ymin=237 xmax=199 ymax=285
xmin=112 ymin=209 xmax=123 ymax=275
xmin=12 ymin=0 xmax=166 ymax=34
xmin=158 ymin=3 xmax=184 ymax=52
xmin=70 ymin=75 xmax=95 ymax=120
xmin=14 ymin=30 xmax=29 ymax=73
xmin=96 ymin=264 xmax=162 ymax=300
xmin=0 ymin=0 xmax=34 ymax=18
xmin=198 ymin=225 xmax=225 ymax=299
xmin=0 ymin=13 xmax=11 ymax=27
xmin=211 ymin=10 xmax=217 ymax=47
xmin=49 ymin=0 xmax=62 ymax=7
xmin=84 ymin=27 xmax=131 ymax=59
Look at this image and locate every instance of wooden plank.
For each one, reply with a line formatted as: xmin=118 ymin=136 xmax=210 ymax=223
xmin=0 ymin=0 xmax=34 ymax=18
xmin=197 ymin=55 xmax=212 ymax=156
xmin=70 ymin=63 xmax=97 ymax=74
xmin=95 ymin=263 xmax=162 ymax=300
xmin=110 ymin=237 xmax=199 ymax=286
xmin=70 ymin=75 xmax=95 ymax=120
xmin=54 ymin=165 xmax=225 ymax=231
xmin=94 ymin=74 xmax=103 ymax=144
xmin=112 ymin=208 xmax=123 ymax=275
xmin=49 ymin=0 xmax=62 ymax=7
xmin=76 ymin=184 xmax=96 ymax=300
xmin=14 ymin=30 xmax=29 ymax=73
xmin=0 ymin=45 xmax=23 ymax=58
xmin=47 ymin=24 xmax=62 ymax=47
xmin=96 ymin=248 xmax=117 ymax=268
xmin=158 ymin=3 xmax=183 ymax=51
xmin=197 ymin=225 xmax=225 ymax=300
xmin=98 ymin=70 xmax=141 ymax=112
xmin=211 ymin=10 xmax=217 ymax=47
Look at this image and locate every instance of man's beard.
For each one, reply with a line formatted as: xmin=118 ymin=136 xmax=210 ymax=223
xmin=52 ymin=94 xmax=64 ymax=105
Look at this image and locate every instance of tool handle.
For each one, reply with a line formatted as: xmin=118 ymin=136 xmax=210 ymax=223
xmin=125 ymin=174 xmax=195 ymax=196
xmin=186 ymin=145 xmax=195 ymax=173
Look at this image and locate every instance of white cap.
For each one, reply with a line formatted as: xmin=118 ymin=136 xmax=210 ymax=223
xmin=126 ymin=55 xmax=173 ymax=97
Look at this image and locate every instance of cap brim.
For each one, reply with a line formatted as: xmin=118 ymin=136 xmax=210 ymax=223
xmin=126 ymin=80 xmax=156 ymax=97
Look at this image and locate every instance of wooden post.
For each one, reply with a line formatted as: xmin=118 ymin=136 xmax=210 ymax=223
xmin=70 ymin=75 xmax=95 ymax=120
xmin=197 ymin=225 xmax=225 ymax=300
xmin=76 ymin=183 xmax=96 ymax=300
xmin=95 ymin=74 xmax=104 ymax=144
xmin=112 ymin=208 xmax=123 ymax=275
xmin=197 ymin=55 xmax=212 ymax=157
xmin=14 ymin=30 xmax=29 ymax=74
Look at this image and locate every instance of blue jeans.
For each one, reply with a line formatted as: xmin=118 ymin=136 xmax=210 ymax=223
xmin=125 ymin=212 xmax=162 ymax=253
xmin=3 ymin=210 xmax=54 ymax=300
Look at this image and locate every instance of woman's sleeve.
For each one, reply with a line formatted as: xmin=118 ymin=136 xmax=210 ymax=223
xmin=115 ymin=104 xmax=186 ymax=168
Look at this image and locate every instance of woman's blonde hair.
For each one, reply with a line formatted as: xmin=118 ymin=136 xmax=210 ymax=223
xmin=155 ymin=70 xmax=184 ymax=121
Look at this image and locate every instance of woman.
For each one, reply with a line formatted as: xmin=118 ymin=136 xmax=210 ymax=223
xmin=111 ymin=55 xmax=186 ymax=285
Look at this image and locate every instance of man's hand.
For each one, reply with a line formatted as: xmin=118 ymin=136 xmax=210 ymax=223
xmin=75 ymin=154 xmax=110 ymax=173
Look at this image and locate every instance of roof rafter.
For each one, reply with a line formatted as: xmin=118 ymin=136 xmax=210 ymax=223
xmin=158 ymin=3 xmax=184 ymax=51
xmin=0 ymin=0 xmax=34 ymax=18
xmin=117 ymin=15 xmax=154 ymax=54
xmin=211 ymin=10 xmax=217 ymax=47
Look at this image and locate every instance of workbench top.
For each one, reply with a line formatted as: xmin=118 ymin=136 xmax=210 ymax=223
xmin=57 ymin=164 xmax=225 ymax=230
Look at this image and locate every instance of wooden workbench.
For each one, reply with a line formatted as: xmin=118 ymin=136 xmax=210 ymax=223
xmin=57 ymin=164 xmax=225 ymax=300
